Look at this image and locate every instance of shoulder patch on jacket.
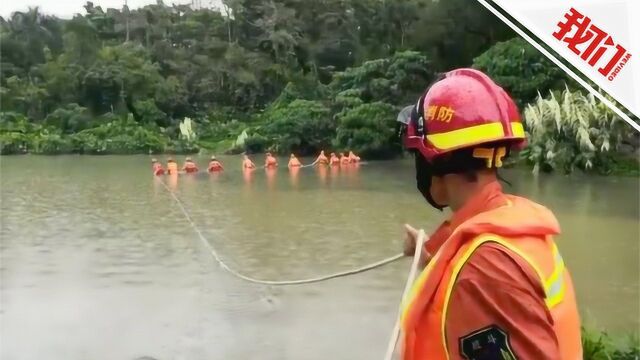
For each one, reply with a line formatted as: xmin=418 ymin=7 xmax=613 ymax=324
xmin=459 ymin=325 xmax=517 ymax=360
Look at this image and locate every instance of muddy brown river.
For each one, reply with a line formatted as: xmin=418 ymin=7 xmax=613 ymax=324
xmin=0 ymin=155 xmax=638 ymax=360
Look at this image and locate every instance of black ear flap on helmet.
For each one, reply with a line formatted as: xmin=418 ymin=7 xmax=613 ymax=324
xmin=398 ymin=94 xmax=445 ymax=211
xmin=414 ymin=151 xmax=446 ymax=211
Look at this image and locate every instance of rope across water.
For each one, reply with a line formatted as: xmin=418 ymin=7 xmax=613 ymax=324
xmin=159 ymin=179 xmax=405 ymax=286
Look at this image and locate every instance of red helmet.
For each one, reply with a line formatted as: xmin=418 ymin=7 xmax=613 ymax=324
xmin=402 ymin=68 xmax=526 ymax=162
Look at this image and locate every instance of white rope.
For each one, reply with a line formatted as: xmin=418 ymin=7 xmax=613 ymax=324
xmin=159 ymin=179 xmax=406 ymax=286
xmin=383 ymin=229 xmax=426 ymax=360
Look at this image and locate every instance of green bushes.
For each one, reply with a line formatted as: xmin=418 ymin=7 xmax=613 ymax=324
xmin=333 ymin=102 xmax=400 ymax=158
xmin=582 ymin=327 xmax=639 ymax=360
xmin=0 ymin=126 xmax=30 ymax=155
xmin=133 ymin=99 xmax=168 ymax=127
xmin=521 ymin=89 xmax=628 ymax=175
xmin=473 ymin=38 xmax=572 ymax=106
xmin=69 ymin=114 xmax=167 ymax=154
xmin=260 ymin=100 xmax=334 ymax=155
xmin=220 ymin=51 xmax=432 ymax=157
xmin=43 ymin=104 xmax=92 ymax=133
xmin=330 ymin=51 xmax=434 ymax=106
xmin=32 ymin=131 xmax=74 ymax=154
xmin=243 ymin=134 xmax=268 ymax=154
xmin=0 ymin=112 xmax=190 ymax=155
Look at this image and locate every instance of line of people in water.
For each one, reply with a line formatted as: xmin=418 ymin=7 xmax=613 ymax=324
xmin=151 ymin=151 xmax=361 ymax=175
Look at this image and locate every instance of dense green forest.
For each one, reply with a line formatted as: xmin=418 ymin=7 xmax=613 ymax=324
xmin=0 ymin=0 xmax=638 ymax=174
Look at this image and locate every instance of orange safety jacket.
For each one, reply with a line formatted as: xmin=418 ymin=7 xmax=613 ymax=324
xmin=243 ymin=159 xmax=256 ymax=169
xmin=288 ymin=158 xmax=302 ymax=167
xmin=183 ymin=162 xmax=199 ymax=173
xmin=153 ymin=164 xmax=165 ymax=175
xmin=401 ymin=194 xmax=582 ymax=360
xmin=265 ymin=156 xmax=278 ymax=168
xmin=316 ymin=154 xmax=329 ymax=165
xmin=208 ymin=161 xmax=223 ymax=172
xmin=330 ymin=156 xmax=340 ymax=166
xmin=167 ymin=162 xmax=178 ymax=174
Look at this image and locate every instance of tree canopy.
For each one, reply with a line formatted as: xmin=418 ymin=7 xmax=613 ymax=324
xmin=3 ymin=0 xmax=632 ymax=174
xmin=1 ymin=0 xmax=515 ymax=156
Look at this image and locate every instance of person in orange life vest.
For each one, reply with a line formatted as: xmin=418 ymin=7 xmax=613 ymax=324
xmin=242 ymin=154 xmax=256 ymax=170
xmin=329 ymin=152 xmax=340 ymax=166
xmin=288 ymin=153 xmax=302 ymax=168
xmin=208 ymin=155 xmax=224 ymax=172
xmin=151 ymin=158 xmax=165 ymax=175
xmin=264 ymin=152 xmax=278 ymax=168
xmin=311 ymin=150 xmax=329 ymax=166
xmin=182 ymin=157 xmax=199 ymax=173
xmin=339 ymin=152 xmax=350 ymax=166
xmin=397 ymin=68 xmax=582 ymax=360
xmin=166 ymin=157 xmax=179 ymax=175
xmin=348 ymin=151 xmax=360 ymax=163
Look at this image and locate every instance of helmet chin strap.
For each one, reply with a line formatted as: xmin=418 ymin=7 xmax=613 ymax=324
xmin=414 ymin=153 xmax=446 ymax=211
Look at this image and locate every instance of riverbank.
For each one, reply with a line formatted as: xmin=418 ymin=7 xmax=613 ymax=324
xmin=502 ymin=153 xmax=640 ymax=177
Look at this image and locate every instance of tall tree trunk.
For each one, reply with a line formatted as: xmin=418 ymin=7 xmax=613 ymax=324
xmin=223 ymin=4 xmax=232 ymax=43
xmin=124 ymin=0 xmax=130 ymax=42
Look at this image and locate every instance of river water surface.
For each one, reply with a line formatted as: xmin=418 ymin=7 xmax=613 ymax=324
xmin=1 ymin=155 xmax=638 ymax=360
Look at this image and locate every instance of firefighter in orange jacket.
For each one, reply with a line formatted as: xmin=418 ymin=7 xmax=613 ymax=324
xmin=208 ymin=155 xmax=224 ymax=172
xmin=264 ymin=152 xmax=278 ymax=168
xmin=348 ymin=151 xmax=360 ymax=163
xmin=151 ymin=158 xmax=165 ymax=175
xmin=397 ymin=68 xmax=582 ymax=360
xmin=312 ymin=150 xmax=329 ymax=166
xmin=166 ymin=158 xmax=178 ymax=175
xmin=339 ymin=152 xmax=350 ymax=166
xmin=182 ymin=157 xmax=199 ymax=173
xmin=329 ymin=152 xmax=340 ymax=166
xmin=288 ymin=153 xmax=302 ymax=168
xmin=243 ymin=154 xmax=256 ymax=170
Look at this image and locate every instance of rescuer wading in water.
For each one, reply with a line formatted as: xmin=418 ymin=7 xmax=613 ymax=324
xmin=398 ymin=68 xmax=582 ymax=360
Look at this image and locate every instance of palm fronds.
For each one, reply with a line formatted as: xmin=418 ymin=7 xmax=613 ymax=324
xmin=522 ymin=89 xmax=627 ymax=174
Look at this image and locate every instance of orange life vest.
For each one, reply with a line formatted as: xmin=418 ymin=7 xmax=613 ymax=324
xmin=330 ymin=156 xmax=340 ymax=165
xmin=265 ymin=156 xmax=278 ymax=168
xmin=340 ymin=156 xmax=350 ymax=165
xmin=243 ymin=160 xmax=255 ymax=169
xmin=183 ymin=162 xmax=198 ymax=173
xmin=288 ymin=157 xmax=302 ymax=167
xmin=316 ymin=154 xmax=329 ymax=165
xmin=208 ymin=161 xmax=223 ymax=172
xmin=167 ymin=162 xmax=178 ymax=174
xmin=401 ymin=195 xmax=582 ymax=360
xmin=152 ymin=163 xmax=164 ymax=175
